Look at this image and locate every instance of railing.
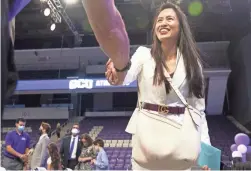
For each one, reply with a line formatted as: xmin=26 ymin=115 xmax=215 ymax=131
xmin=85 ymin=107 xmax=135 ymax=112
xmin=50 ymin=119 xmax=69 ymax=137
xmin=18 ymin=69 xmax=78 ymax=80
xmin=5 ymin=103 xmax=73 ymax=108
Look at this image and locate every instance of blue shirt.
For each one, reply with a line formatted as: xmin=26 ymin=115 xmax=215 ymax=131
xmin=4 ymin=130 xmax=30 ymax=158
xmin=94 ymin=148 xmax=109 ymax=171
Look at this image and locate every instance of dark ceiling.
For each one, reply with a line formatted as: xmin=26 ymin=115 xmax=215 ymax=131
xmin=14 ymin=0 xmax=251 ymax=49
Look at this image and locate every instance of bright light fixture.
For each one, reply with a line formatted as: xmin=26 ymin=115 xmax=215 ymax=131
xmin=50 ymin=23 xmax=56 ymax=31
xmin=65 ymin=0 xmax=78 ymax=5
xmin=43 ymin=8 xmax=51 ymax=16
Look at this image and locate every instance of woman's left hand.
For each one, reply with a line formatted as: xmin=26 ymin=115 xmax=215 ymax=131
xmin=91 ymin=159 xmax=96 ymax=164
xmin=105 ymin=59 xmax=119 ymax=85
xmin=202 ymin=165 xmax=210 ymax=170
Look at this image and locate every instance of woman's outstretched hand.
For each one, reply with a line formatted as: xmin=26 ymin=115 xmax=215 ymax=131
xmin=202 ymin=165 xmax=210 ymax=170
xmin=105 ymin=59 xmax=119 ymax=85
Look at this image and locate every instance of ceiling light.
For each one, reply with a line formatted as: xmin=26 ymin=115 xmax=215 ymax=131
xmin=50 ymin=23 xmax=56 ymax=31
xmin=65 ymin=0 xmax=78 ymax=5
xmin=43 ymin=8 xmax=50 ymax=16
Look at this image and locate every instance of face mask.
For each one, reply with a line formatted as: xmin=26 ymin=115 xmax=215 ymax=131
xmin=37 ymin=126 xmax=43 ymax=135
xmin=18 ymin=126 xmax=25 ymax=132
xmin=71 ymin=128 xmax=79 ymax=135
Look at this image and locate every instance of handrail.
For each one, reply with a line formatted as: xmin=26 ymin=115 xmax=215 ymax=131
xmin=85 ymin=107 xmax=135 ymax=112
xmin=18 ymin=68 xmax=78 ymax=80
xmin=50 ymin=119 xmax=69 ymax=136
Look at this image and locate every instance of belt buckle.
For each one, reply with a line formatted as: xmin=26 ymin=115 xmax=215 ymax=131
xmin=158 ymin=105 xmax=169 ymax=114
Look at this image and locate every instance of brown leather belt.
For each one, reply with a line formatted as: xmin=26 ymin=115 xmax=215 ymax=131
xmin=140 ymin=102 xmax=185 ymax=114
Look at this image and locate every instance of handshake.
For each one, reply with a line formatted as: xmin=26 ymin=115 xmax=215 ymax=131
xmin=19 ymin=154 xmax=28 ymax=163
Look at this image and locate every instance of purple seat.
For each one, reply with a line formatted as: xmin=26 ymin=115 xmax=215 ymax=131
xmin=113 ymin=151 xmax=120 ymax=155
xmin=117 ymin=158 xmax=124 ymax=164
xmin=125 ymin=159 xmax=131 ymax=164
xmin=107 ymin=151 xmax=113 ymax=155
xmin=124 ymin=164 xmax=131 ymax=170
xmin=126 ymin=154 xmax=131 ymax=158
xmin=105 ymin=147 xmax=113 ymax=151
xmin=118 ymin=154 xmax=126 ymax=158
xmin=110 ymin=159 xmax=116 ymax=164
xmin=114 ymin=164 xmax=124 ymax=170
xmin=111 ymin=154 xmax=118 ymax=158
xmin=109 ymin=164 xmax=115 ymax=170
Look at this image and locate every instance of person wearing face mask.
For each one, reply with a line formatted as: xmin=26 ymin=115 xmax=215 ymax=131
xmin=60 ymin=123 xmax=81 ymax=170
xmin=30 ymin=122 xmax=51 ymax=169
xmin=91 ymin=139 xmax=109 ymax=171
xmin=75 ymin=134 xmax=97 ymax=170
xmin=2 ymin=118 xmax=31 ymax=170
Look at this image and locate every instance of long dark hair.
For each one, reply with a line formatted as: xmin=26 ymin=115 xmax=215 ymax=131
xmin=48 ymin=142 xmax=61 ymax=170
xmin=151 ymin=2 xmax=204 ymax=98
xmin=80 ymin=134 xmax=93 ymax=147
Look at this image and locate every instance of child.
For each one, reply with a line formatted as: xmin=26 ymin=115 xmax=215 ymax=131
xmin=91 ymin=139 xmax=109 ymax=170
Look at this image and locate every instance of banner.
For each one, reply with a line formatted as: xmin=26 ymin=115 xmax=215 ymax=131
xmin=15 ymin=79 xmax=137 ymax=91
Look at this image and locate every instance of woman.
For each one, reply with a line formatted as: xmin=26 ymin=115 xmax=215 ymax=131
xmin=105 ymin=2 xmax=211 ymax=170
xmin=47 ymin=143 xmax=62 ymax=170
xmin=75 ymin=134 xmax=97 ymax=170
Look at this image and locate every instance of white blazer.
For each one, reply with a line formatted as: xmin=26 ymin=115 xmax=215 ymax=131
xmin=123 ymin=46 xmax=211 ymax=145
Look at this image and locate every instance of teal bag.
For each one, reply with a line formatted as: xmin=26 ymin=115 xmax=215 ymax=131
xmin=197 ymin=142 xmax=221 ymax=170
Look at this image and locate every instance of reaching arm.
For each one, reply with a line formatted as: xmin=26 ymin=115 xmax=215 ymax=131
xmin=188 ymin=95 xmax=211 ymax=145
xmin=79 ymin=157 xmax=92 ymax=162
xmin=106 ymin=46 xmax=151 ymax=85
xmin=82 ymin=0 xmax=130 ymax=80
xmin=5 ymin=133 xmax=22 ymax=158
xmin=195 ymin=97 xmax=211 ymax=145
xmin=6 ymin=145 xmax=22 ymax=158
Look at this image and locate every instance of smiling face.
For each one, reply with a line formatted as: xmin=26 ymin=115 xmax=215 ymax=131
xmin=155 ymin=8 xmax=180 ymax=42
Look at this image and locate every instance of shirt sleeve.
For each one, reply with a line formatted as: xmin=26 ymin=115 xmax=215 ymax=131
xmin=123 ymin=46 xmax=151 ymax=85
xmin=192 ymin=97 xmax=211 ymax=145
xmin=5 ymin=132 xmax=13 ymax=146
xmin=192 ymin=61 xmax=211 ymax=145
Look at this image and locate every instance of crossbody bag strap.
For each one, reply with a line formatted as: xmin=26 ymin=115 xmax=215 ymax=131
xmin=163 ymin=66 xmax=188 ymax=107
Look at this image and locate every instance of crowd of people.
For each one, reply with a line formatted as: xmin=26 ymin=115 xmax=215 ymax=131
xmin=2 ymin=118 xmax=109 ymax=171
